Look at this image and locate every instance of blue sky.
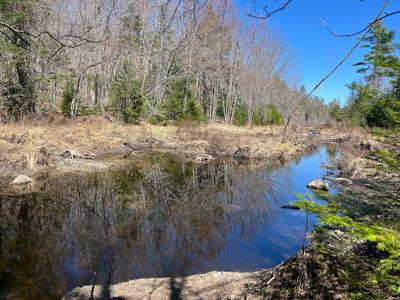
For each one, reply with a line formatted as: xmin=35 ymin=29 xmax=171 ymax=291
xmin=236 ymin=0 xmax=400 ymax=105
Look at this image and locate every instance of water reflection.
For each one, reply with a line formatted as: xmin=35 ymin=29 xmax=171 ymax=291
xmin=0 ymin=148 xmax=335 ymax=299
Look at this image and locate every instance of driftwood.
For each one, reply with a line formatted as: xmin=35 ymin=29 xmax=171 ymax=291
xmin=104 ymin=113 xmax=115 ymax=123
xmin=319 ymin=135 xmax=350 ymax=144
xmin=195 ymin=154 xmax=214 ymax=162
xmin=61 ymin=150 xmax=95 ymax=160
xmin=123 ymin=138 xmax=165 ymax=158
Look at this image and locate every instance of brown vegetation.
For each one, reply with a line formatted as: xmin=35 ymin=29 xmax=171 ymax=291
xmin=0 ymin=116 xmax=320 ymax=181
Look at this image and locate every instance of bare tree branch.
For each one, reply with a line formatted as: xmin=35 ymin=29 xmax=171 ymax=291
xmin=247 ymin=0 xmax=293 ymax=19
xmin=322 ymin=9 xmax=400 ymax=37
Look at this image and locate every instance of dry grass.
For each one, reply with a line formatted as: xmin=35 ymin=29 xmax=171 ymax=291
xmin=0 ymin=116 xmax=325 ymax=176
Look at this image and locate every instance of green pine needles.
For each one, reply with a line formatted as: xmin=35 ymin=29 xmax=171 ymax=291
xmin=61 ymin=79 xmax=74 ymax=116
xmin=110 ymin=61 xmax=143 ymax=124
xmin=293 ymin=193 xmax=400 ymax=296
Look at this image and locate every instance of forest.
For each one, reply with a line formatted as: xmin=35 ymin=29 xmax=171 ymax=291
xmin=1 ymin=1 xmax=399 ymax=129
xmin=1 ymin=1 xmax=400 ymax=300
xmin=0 ymin=0 xmax=331 ymax=126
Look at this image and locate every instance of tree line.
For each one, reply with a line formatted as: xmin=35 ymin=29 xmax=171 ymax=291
xmin=0 ymin=0 xmax=329 ymax=126
xmin=329 ymin=21 xmax=400 ymax=129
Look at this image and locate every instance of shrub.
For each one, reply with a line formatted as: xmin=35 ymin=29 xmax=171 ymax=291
xmin=233 ymin=104 xmax=247 ymax=125
xmin=293 ymin=194 xmax=400 ymax=296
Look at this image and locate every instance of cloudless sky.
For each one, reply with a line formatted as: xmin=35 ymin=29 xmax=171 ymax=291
xmin=235 ymin=0 xmax=400 ymax=105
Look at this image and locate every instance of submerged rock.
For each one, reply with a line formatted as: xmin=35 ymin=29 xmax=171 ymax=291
xmin=323 ymin=176 xmax=353 ymax=186
xmin=307 ymin=179 xmax=329 ymax=191
xmin=281 ymin=205 xmax=301 ymax=210
xmin=11 ymin=175 xmax=34 ymax=185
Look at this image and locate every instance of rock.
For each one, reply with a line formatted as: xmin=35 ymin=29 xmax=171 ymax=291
xmin=307 ymin=179 xmax=329 ymax=191
xmin=281 ymin=205 xmax=301 ymax=210
xmin=195 ymin=154 xmax=214 ymax=162
xmin=320 ymin=163 xmax=336 ymax=170
xmin=11 ymin=175 xmax=34 ymax=185
xmin=323 ymin=176 xmax=352 ymax=186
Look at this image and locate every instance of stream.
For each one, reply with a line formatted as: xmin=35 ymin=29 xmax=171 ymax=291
xmin=0 ymin=145 xmax=340 ymax=299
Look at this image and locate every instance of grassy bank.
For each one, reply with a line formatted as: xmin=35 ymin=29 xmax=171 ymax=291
xmin=0 ymin=116 xmax=323 ymax=181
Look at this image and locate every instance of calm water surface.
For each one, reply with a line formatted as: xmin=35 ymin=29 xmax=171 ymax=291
xmin=0 ymin=146 xmax=339 ymax=299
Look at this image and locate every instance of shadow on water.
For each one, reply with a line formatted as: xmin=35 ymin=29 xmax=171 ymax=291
xmin=169 ymin=277 xmax=186 ymax=300
xmin=0 ymin=146 xmax=339 ymax=299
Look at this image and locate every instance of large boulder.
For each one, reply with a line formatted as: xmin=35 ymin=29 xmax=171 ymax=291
xmin=11 ymin=175 xmax=34 ymax=185
xmin=307 ymin=178 xmax=329 ymax=191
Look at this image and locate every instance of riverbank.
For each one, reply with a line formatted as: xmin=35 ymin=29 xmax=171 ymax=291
xmin=63 ymin=271 xmax=255 ymax=300
xmin=0 ymin=116 xmax=360 ymax=184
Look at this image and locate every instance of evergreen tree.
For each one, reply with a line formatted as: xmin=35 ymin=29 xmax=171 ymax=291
xmin=353 ymin=21 xmax=398 ymax=89
xmin=345 ymin=82 xmax=378 ymax=126
xmin=61 ymin=80 xmax=75 ymax=116
xmin=265 ymin=104 xmax=283 ymax=125
xmin=367 ymin=95 xmax=400 ymax=128
xmin=345 ymin=22 xmax=400 ymax=128
xmin=328 ymin=99 xmax=342 ymax=126
xmin=110 ymin=61 xmax=143 ymax=124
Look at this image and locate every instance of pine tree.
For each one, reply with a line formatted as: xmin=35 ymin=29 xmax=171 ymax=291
xmin=353 ymin=21 xmax=398 ymax=89
xmin=61 ymin=80 xmax=75 ymax=116
xmin=328 ymin=99 xmax=342 ymax=126
xmin=110 ymin=61 xmax=143 ymax=124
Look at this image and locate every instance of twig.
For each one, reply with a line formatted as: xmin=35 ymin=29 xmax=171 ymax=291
xmin=322 ymin=9 xmax=400 ymax=38
xmin=247 ymin=0 xmax=294 ymax=19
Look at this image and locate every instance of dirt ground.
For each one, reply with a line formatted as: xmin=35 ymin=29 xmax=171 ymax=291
xmin=62 ymin=271 xmax=257 ymax=300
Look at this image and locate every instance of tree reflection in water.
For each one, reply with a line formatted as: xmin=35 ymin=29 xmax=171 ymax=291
xmin=0 ymin=151 xmax=312 ymax=300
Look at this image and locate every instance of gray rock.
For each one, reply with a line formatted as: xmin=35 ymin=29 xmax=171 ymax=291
xmin=11 ymin=175 xmax=34 ymax=185
xmin=307 ymin=178 xmax=329 ymax=191
xmin=320 ymin=163 xmax=336 ymax=170
xmin=323 ymin=176 xmax=352 ymax=186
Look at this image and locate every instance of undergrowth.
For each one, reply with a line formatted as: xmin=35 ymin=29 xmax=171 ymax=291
xmin=293 ymin=193 xmax=400 ymax=298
